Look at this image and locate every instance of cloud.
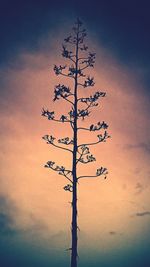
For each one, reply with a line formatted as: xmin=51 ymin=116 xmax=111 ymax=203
xmin=0 ymin=213 xmax=16 ymax=236
xmin=0 ymin=195 xmax=18 ymax=236
xmin=109 ymin=231 xmax=117 ymax=235
xmin=109 ymin=231 xmax=123 ymax=236
xmin=134 ymin=168 xmax=141 ymax=175
xmin=0 ymin=194 xmax=49 ymax=238
xmin=123 ymin=181 xmax=146 ymax=196
xmin=124 ymin=142 xmax=150 ymax=154
xmin=135 ymin=211 xmax=150 ymax=217
xmin=135 ymin=182 xmax=144 ymax=195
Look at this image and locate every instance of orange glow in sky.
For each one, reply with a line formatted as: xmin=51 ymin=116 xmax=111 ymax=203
xmin=0 ymin=32 xmax=150 ymax=252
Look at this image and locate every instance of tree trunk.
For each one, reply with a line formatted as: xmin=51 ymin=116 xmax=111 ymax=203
xmin=71 ymin=165 xmax=78 ymax=267
xmin=71 ymin=63 xmax=78 ymax=267
xmin=71 ymin=26 xmax=79 ymax=267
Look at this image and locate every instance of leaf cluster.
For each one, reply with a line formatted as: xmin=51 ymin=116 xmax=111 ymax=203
xmin=79 ymin=154 xmax=96 ymax=164
xmin=42 ymin=109 xmax=55 ymax=120
xmin=90 ymin=121 xmax=108 ymax=131
xmin=53 ymin=84 xmax=72 ymax=101
xmin=58 ymin=137 xmax=73 ymax=145
xmin=96 ymin=167 xmax=108 ymax=179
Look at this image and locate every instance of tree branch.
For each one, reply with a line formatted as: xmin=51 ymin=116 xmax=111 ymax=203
xmin=69 ymin=57 xmax=76 ymax=64
xmin=77 ymin=82 xmax=84 ymax=87
xmin=77 ymin=131 xmax=110 ymax=148
xmin=76 ymin=150 xmax=84 ymax=164
xmin=45 ymin=161 xmax=73 ymax=183
xmin=76 ymin=145 xmax=91 ymax=164
xmin=53 ymin=118 xmax=72 ymax=124
xmin=42 ymin=135 xmax=73 ymax=153
xmin=78 ymin=121 xmax=108 ymax=132
xmin=60 ymin=72 xmax=75 ymax=79
xmin=53 ymin=64 xmax=75 ymax=79
xmin=78 ymin=57 xmax=89 ymax=61
xmin=58 ymin=137 xmax=73 ymax=145
xmin=77 ymin=174 xmax=99 ymax=180
xmin=80 ymin=64 xmax=90 ymax=71
xmin=42 ymin=108 xmax=74 ymax=124
xmin=78 ymin=140 xmax=101 ymax=148
xmin=76 ymin=154 xmax=96 ymax=164
xmin=77 ymin=127 xmax=90 ymax=131
xmin=51 ymin=142 xmax=73 ymax=153
xmin=61 ymin=95 xmax=74 ymax=105
xmin=77 ymin=167 xmax=108 ymax=180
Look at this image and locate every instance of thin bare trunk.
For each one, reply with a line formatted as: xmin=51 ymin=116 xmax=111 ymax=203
xmin=71 ymin=27 xmax=79 ymax=267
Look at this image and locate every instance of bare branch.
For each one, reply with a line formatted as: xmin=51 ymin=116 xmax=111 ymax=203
xmin=80 ymin=64 xmax=90 ymax=71
xmin=77 ymin=82 xmax=85 ymax=87
xmin=79 ymin=44 xmax=88 ymax=51
xmin=78 ymin=121 xmax=108 ymax=132
xmin=61 ymin=45 xmax=76 ymax=63
xmin=77 ymin=76 xmax=95 ymax=88
xmin=76 ymin=145 xmax=90 ymax=164
xmin=53 ymin=64 xmax=75 ymax=79
xmin=64 ymin=35 xmax=72 ymax=43
xmin=51 ymin=142 xmax=73 ymax=153
xmin=61 ymin=95 xmax=74 ymax=105
xmin=77 ymin=174 xmax=99 ymax=180
xmin=68 ymin=102 xmax=95 ymax=121
xmin=53 ymin=84 xmax=74 ymax=104
xmin=68 ymin=65 xmax=86 ymax=78
xmin=42 ymin=135 xmax=73 ymax=153
xmin=77 ymin=91 xmax=106 ymax=104
xmin=60 ymin=72 xmax=75 ymax=79
xmin=79 ymin=52 xmax=96 ymax=70
xmin=44 ymin=161 xmax=73 ymax=183
xmin=77 ymin=154 xmax=96 ymax=164
xmin=53 ymin=118 xmax=73 ymax=124
xmin=77 ymin=131 xmax=110 ymax=148
xmin=42 ymin=108 xmax=73 ymax=124
xmin=58 ymin=137 xmax=73 ymax=145
xmin=78 ymin=167 xmax=108 ymax=180
xmin=78 ymin=145 xmax=90 ymax=155
xmin=78 ymin=56 xmax=88 ymax=61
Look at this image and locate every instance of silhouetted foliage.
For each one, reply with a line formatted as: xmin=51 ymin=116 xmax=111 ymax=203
xmin=42 ymin=18 xmax=110 ymax=267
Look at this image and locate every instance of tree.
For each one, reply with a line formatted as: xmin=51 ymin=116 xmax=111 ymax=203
xmin=42 ymin=19 xmax=110 ymax=267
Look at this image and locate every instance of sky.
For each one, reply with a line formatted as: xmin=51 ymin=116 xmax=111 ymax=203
xmin=0 ymin=1 xmax=150 ymax=267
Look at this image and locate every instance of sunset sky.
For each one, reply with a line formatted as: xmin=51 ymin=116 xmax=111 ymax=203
xmin=0 ymin=1 xmax=150 ymax=267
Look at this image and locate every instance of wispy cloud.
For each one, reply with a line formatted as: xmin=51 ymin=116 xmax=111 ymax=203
xmin=109 ymin=231 xmax=123 ymax=236
xmin=135 ymin=211 xmax=150 ymax=217
xmin=135 ymin=182 xmax=144 ymax=195
xmin=124 ymin=142 xmax=150 ymax=154
xmin=109 ymin=231 xmax=117 ymax=235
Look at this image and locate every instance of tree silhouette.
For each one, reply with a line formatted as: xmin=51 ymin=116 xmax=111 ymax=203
xmin=42 ymin=19 xmax=110 ymax=267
